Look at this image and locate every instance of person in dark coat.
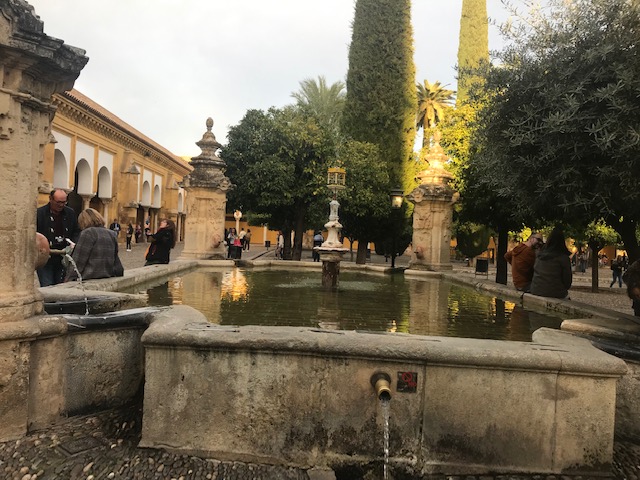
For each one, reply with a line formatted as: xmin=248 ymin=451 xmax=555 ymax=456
xmin=36 ymin=189 xmax=81 ymax=286
xmin=66 ymin=208 xmax=124 ymax=281
xmin=145 ymin=219 xmax=176 ymax=265
xmin=530 ymin=226 xmax=573 ymax=299
xmin=623 ymin=260 xmax=640 ymax=317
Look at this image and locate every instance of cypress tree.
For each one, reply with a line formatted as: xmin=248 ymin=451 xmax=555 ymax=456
xmin=341 ymin=0 xmax=416 ymax=193
xmin=456 ymin=0 xmax=489 ymax=104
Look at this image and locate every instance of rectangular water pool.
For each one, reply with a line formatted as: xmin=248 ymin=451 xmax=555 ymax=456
xmin=130 ymin=268 xmax=566 ymax=341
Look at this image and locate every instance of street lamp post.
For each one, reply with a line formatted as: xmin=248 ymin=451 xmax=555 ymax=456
xmin=233 ymin=210 xmax=242 ymax=233
xmin=389 ymin=188 xmax=404 ymax=268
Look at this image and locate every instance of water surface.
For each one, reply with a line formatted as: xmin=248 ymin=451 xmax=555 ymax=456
xmin=142 ymin=269 xmax=565 ymax=341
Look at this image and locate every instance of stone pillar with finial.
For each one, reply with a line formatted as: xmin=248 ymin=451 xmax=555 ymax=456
xmin=0 ymin=1 xmax=87 ymax=324
xmin=407 ymin=131 xmax=459 ymax=271
xmin=180 ymin=118 xmax=233 ymax=259
xmin=0 ymin=0 xmax=87 ymax=442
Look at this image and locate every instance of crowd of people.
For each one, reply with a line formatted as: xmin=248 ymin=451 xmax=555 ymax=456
xmin=36 ymin=188 xmax=176 ymax=286
xmin=34 ymin=191 xmax=640 ymax=318
xmin=505 ymin=226 xmax=640 ymax=316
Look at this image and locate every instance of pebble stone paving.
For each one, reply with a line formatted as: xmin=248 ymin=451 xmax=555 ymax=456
xmin=1 ymin=400 xmax=639 ymax=479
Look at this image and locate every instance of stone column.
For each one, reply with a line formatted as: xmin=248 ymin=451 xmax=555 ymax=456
xmin=180 ymin=118 xmax=232 ymax=259
xmin=80 ymin=194 xmax=92 ymax=211
xmin=101 ymin=198 xmax=111 ymax=224
xmin=0 ymin=1 xmax=87 ymax=323
xmin=407 ymin=137 xmax=458 ymax=271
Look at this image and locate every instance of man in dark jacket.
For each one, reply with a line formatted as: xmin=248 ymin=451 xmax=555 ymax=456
xmin=623 ymin=260 xmax=640 ymax=317
xmin=504 ymin=233 xmax=543 ymax=292
xmin=36 ymin=189 xmax=80 ymax=286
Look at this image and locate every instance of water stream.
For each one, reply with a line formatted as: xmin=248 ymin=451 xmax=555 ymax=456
xmin=64 ymin=254 xmax=89 ymax=316
xmin=381 ymin=397 xmax=390 ymax=480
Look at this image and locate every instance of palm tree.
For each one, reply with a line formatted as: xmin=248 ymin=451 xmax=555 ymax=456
xmin=291 ymin=76 xmax=345 ymax=134
xmin=416 ymin=80 xmax=455 ymax=149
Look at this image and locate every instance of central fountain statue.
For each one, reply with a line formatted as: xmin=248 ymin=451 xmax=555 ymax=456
xmin=314 ymin=167 xmax=349 ymax=289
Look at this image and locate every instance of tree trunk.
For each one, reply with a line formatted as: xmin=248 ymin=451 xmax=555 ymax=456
xmin=588 ymin=241 xmax=602 ymax=293
xmin=356 ymin=241 xmax=368 ymax=264
xmin=283 ymin=227 xmax=293 ymax=260
xmin=495 ymin=229 xmax=508 ymax=285
xmin=291 ymin=208 xmax=306 ymax=261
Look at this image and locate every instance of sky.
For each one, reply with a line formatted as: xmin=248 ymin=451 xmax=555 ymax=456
xmin=27 ymin=1 xmax=511 ymax=157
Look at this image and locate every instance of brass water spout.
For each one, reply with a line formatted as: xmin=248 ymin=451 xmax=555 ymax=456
xmin=370 ymin=372 xmax=392 ymax=401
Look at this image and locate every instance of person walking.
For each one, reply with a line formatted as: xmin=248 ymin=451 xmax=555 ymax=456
xmin=275 ymin=231 xmax=284 ymax=259
xmin=145 ymin=219 xmax=176 ymax=265
xmin=227 ymin=228 xmax=237 ymax=259
xmin=244 ymin=229 xmax=252 ymax=251
xmin=504 ymin=232 xmax=543 ymax=292
xmin=125 ymin=223 xmax=134 ymax=251
xmin=238 ymin=228 xmax=246 ymax=250
xmin=36 ymin=189 xmax=81 ymax=286
xmin=530 ymin=226 xmax=573 ymax=299
xmin=312 ymin=231 xmax=324 ymax=262
xmin=610 ymin=256 xmax=624 ymax=288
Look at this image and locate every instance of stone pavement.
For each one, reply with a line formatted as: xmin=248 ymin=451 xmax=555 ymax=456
xmin=4 ymin=244 xmax=637 ymax=479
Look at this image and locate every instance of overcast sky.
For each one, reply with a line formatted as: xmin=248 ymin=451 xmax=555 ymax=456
xmin=27 ymin=1 xmax=510 ymax=157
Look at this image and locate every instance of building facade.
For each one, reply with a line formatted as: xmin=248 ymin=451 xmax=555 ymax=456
xmin=38 ymin=89 xmax=192 ymax=241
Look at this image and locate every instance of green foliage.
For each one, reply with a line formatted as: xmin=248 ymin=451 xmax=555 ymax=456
xmin=457 ymin=0 xmax=489 ymax=104
xmin=576 ymin=219 xmax=621 ymax=249
xmin=455 ymin=222 xmax=492 ymax=259
xmin=223 ymin=107 xmax=332 ymax=258
xmin=291 ymin=76 xmax=345 ymax=138
xmin=342 ymin=0 xmax=416 ymax=194
xmin=467 ymin=0 xmax=640 ymax=261
xmin=337 ymin=140 xmax=390 ymax=241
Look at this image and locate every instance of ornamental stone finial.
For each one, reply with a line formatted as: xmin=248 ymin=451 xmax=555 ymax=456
xmin=181 ymin=117 xmax=232 ymax=191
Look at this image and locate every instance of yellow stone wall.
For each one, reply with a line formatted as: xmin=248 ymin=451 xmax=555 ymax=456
xmin=37 ymin=90 xmax=192 ymax=242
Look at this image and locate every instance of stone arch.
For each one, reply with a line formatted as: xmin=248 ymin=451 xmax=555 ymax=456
xmin=75 ymin=158 xmax=92 ymax=196
xmin=97 ymin=166 xmax=112 ymax=199
xmin=52 ymin=149 xmax=69 ymax=189
xmin=153 ymin=185 xmax=161 ymax=209
xmin=141 ymin=181 xmax=152 ymax=206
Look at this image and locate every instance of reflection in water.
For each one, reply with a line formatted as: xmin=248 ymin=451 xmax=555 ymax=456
xmin=144 ymin=269 xmax=565 ymax=341
xmin=146 ymin=282 xmax=173 ymax=306
xmin=221 ymin=270 xmax=249 ymax=302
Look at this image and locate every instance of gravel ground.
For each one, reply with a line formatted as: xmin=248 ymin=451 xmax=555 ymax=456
xmin=1 ymin=400 xmax=636 ymax=479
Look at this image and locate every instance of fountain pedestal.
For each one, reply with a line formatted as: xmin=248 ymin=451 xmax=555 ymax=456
xmin=408 ymin=137 xmax=458 ymax=271
xmin=315 ymin=200 xmax=348 ymax=289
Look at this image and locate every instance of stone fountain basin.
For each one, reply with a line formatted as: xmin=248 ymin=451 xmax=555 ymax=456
xmin=19 ymin=260 xmax=631 ymax=476
xmin=139 ymin=304 xmax=625 ymax=476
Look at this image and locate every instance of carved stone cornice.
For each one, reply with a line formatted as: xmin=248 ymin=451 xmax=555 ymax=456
xmin=52 ymin=92 xmax=192 ymax=177
xmin=407 ymin=183 xmax=456 ymax=204
xmin=0 ymin=0 xmax=88 ymax=103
